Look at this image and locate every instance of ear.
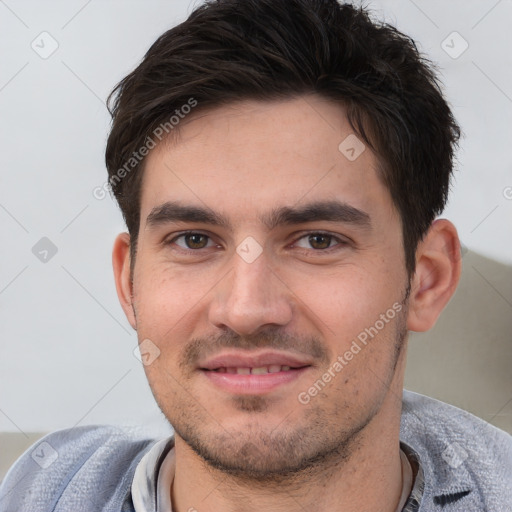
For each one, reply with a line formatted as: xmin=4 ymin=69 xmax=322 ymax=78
xmin=407 ymin=219 xmax=462 ymax=332
xmin=112 ymin=232 xmax=137 ymax=330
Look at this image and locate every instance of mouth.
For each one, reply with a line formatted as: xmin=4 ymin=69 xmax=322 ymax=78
xmin=198 ymin=351 xmax=313 ymax=394
xmin=204 ymin=364 xmax=308 ymax=374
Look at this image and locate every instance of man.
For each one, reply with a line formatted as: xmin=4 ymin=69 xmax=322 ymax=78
xmin=1 ymin=0 xmax=510 ymax=510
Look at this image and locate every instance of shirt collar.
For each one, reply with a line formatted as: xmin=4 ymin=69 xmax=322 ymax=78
xmin=131 ymin=437 xmax=424 ymax=512
xmin=132 ymin=437 xmax=175 ymax=512
xmin=400 ymin=441 xmax=425 ymax=512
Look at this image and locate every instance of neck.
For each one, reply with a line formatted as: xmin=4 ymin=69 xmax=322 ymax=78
xmin=171 ymin=356 xmax=408 ymax=512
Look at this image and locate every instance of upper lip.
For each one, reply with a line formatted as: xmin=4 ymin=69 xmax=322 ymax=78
xmin=199 ymin=350 xmax=313 ymax=370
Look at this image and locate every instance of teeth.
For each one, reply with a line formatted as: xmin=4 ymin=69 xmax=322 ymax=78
xmin=214 ymin=365 xmax=296 ymax=374
xmin=251 ymin=366 xmax=268 ymax=375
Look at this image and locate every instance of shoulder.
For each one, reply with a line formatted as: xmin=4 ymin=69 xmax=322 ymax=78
xmin=400 ymin=389 xmax=512 ymax=511
xmin=0 ymin=424 xmax=158 ymax=512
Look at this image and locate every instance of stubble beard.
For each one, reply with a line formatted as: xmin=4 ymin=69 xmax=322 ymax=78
xmin=154 ymin=301 xmax=409 ymax=487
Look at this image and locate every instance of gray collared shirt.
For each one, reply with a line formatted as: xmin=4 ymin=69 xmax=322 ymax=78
xmin=1 ymin=390 xmax=511 ymax=511
xmin=130 ymin=437 xmax=425 ymax=512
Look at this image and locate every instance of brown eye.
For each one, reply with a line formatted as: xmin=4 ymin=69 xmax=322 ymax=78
xmin=169 ymin=232 xmax=214 ymax=251
xmin=183 ymin=233 xmax=209 ymax=249
xmin=293 ymin=232 xmax=347 ymax=252
xmin=308 ymin=234 xmax=332 ymax=249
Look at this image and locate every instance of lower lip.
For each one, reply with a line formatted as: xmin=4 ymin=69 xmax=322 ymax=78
xmin=201 ymin=367 xmax=311 ymax=394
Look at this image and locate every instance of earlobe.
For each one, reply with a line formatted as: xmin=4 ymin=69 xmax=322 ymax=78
xmin=407 ymin=219 xmax=462 ymax=332
xmin=112 ymin=232 xmax=137 ymax=330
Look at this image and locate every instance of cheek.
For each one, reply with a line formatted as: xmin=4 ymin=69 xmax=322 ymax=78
xmin=134 ymin=263 xmax=212 ymax=331
xmin=290 ymin=262 xmax=401 ymax=342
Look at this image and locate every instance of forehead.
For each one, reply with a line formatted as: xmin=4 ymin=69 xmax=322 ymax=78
xmin=139 ymin=95 xmax=395 ymax=228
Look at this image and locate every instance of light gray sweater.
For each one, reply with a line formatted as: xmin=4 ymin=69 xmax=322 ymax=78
xmin=1 ymin=390 xmax=511 ymax=511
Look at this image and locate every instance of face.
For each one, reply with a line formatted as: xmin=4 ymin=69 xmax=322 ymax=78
xmin=124 ymin=95 xmax=411 ymax=478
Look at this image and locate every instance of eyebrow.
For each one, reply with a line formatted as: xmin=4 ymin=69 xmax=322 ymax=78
xmin=145 ymin=200 xmax=371 ymax=231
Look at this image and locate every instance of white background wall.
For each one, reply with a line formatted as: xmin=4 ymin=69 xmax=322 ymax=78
xmin=1 ymin=0 xmax=511 ymax=435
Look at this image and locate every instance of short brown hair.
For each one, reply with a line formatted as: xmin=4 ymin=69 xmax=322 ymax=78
xmin=105 ymin=0 xmax=460 ymax=278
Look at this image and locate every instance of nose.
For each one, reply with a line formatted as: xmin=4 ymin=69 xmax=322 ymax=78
xmin=208 ymin=246 xmax=294 ymax=336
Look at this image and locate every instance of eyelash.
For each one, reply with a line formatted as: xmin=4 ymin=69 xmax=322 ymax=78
xmin=165 ymin=231 xmax=348 ymax=255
